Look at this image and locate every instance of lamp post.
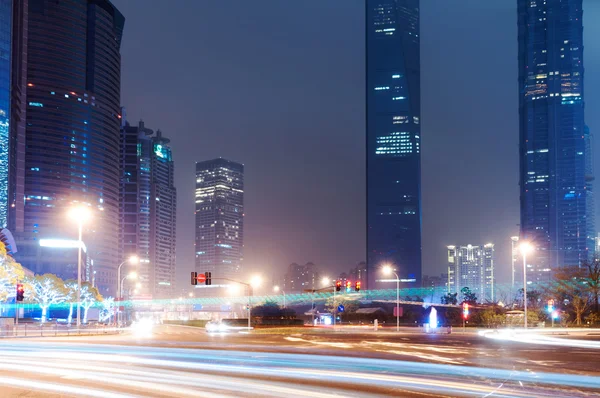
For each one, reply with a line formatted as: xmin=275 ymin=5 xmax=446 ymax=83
xmin=519 ymin=242 xmax=533 ymax=328
xmin=117 ymin=255 xmax=139 ymax=301
xmin=116 ymin=255 xmax=138 ymax=327
xmin=273 ymin=285 xmax=286 ymax=308
xmin=68 ymin=206 xmax=91 ymax=328
xmin=383 ymin=265 xmax=400 ymax=332
xmin=119 ymin=271 xmax=137 ymax=325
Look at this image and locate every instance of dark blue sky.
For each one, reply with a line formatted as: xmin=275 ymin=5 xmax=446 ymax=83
xmin=112 ymin=0 xmax=600 ymax=290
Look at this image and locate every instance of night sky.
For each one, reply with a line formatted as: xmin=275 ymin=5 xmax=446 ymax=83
xmin=111 ymin=0 xmax=600 ymax=290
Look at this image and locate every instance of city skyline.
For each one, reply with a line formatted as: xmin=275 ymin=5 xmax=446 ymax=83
xmin=112 ymin=0 xmax=600 ymax=288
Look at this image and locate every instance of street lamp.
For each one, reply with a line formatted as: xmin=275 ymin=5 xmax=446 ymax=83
xmin=274 ymin=285 xmax=286 ymax=308
xmin=321 ymin=277 xmax=330 ymax=287
xmin=119 ymin=271 xmax=137 ymax=305
xmin=383 ymin=264 xmax=400 ymax=332
xmin=519 ymin=242 xmax=533 ymax=328
xmin=68 ymin=205 xmax=91 ymax=328
xmin=117 ymin=255 xmax=139 ymax=300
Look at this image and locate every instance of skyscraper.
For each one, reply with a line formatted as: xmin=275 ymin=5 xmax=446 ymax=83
xmin=120 ymin=118 xmax=177 ymax=299
xmin=13 ymin=0 xmax=125 ymax=297
xmin=366 ymin=0 xmax=421 ymax=289
xmin=195 ymin=158 xmax=244 ymax=281
xmin=518 ymin=0 xmax=593 ymax=282
xmin=447 ymin=244 xmax=495 ymax=303
xmin=0 ymin=0 xmax=12 ymax=228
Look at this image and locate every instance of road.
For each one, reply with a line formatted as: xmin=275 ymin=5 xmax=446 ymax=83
xmin=0 ymin=324 xmax=599 ymax=397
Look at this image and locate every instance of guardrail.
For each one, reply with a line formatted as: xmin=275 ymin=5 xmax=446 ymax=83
xmin=0 ymin=323 xmax=119 ymax=338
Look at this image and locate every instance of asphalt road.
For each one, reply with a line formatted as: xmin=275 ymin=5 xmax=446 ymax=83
xmin=1 ymin=325 xmax=599 ymax=397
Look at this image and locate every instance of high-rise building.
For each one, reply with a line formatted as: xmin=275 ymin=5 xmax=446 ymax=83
xmin=120 ymin=117 xmax=177 ymax=299
xmin=13 ymin=0 xmax=125 ymax=297
xmin=0 ymin=0 xmax=12 ymax=228
xmin=518 ymin=0 xmax=593 ymax=282
xmin=195 ymin=158 xmax=244 ymax=281
xmin=366 ymin=0 xmax=421 ymax=290
xmin=447 ymin=244 xmax=495 ymax=303
xmin=8 ymin=0 xmax=28 ymax=234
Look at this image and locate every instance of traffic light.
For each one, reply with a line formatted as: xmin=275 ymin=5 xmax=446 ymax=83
xmin=335 ymin=280 xmax=342 ymax=292
xmin=191 ymin=272 xmax=198 ymax=286
xmin=547 ymin=299 xmax=554 ymax=313
xmin=205 ymin=271 xmax=212 ymax=285
xmin=462 ymin=303 xmax=469 ymax=319
xmin=355 ymin=281 xmax=361 ymax=292
xmin=16 ymin=284 xmax=24 ymax=302
xmin=345 ymin=280 xmax=352 ymax=293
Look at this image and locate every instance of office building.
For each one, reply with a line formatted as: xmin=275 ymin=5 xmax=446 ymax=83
xmin=518 ymin=0 xmax=594 ymax=281
xmin=195 ymin=158 xmax=244 ymax=281
xmin=366 ymin=0 xmax=421 ymax=289
xmin=13 ymin=0 xmax=125 ymax=297
xmin=120 ymin=117 xmax=177 ymax=299
xmin=447 ymin=244 xmax=495 ymax=303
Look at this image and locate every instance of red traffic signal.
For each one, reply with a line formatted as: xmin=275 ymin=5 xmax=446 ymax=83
xmin=16 ymin=283 xmax=24 ymax=302
xmin=335 ymin=280 xmax=342 ymax=291
xmin=462 ymin=302 xmax=469 ymax=319
xmin=355 ymin=281 xmax=361 ymax=292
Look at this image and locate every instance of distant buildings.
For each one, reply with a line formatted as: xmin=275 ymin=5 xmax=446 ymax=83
xmin=195 ymin=158 xmax=244 ymax=281
xmin=284 ymin=262 xmax=320 ymax=293
xmin=120 ymin=118 xmax=177 ymax=299
xmin=422 ymin=274 xmax=447 ymax=290
xmin=366 ymin=0 xmax=422 ymax=289
xmin=518 ymin=0 xmax=594 ymax=281
xmin=11 ymin=0 xmax=125 ymax=296
xmin=447 ymin=244 xmax=495 ymax=303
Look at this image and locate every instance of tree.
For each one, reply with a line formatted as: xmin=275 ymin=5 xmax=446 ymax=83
xmin=461 ymin=287 xmax=477 ymax=304
xmin=553 ymin=268 xmax=592 ymax=326
xmin=325 ymin=297 xmax=360 ymax=321
xmin=27 ymin=274 xmax=67 ymax=323
xmin=64 ymin=280 xmax=78 ymax=324
xmin=441 ymin=292 xmax=458 ymax=305
xmin=80 ymin=282 xmax=102 ymax=324
xmin=478 ymin=307 xmax=505 ymax=328
xmin=99 ymin=297 xmax=115 ymax=323
xmin=583 ymin=259 xmax=600 ymax=314
xmin=0 ymin=242 xmax=26 ymax=302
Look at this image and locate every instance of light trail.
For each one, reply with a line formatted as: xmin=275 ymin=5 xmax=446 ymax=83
xmin=0 ymin=341 xmax=598 ymax=397
xmin=479 ymin=328 xmax=600 ymax=349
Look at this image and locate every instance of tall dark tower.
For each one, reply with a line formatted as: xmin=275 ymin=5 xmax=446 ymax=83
xmin=15 ymin=0 xmax=125 ymax=296
xmin=366 ymin=0 xmax=421 ymax=289
xmin=518 ymin=0 xmax=592 ymax=282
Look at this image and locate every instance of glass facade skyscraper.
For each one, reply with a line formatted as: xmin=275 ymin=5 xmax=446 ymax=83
xmin=518 ymin=0 xmax=593 ymax=282
xmin=14 ymin=0 xmax=125 ymax=297
xmin=195 ymin=158 xmax=244 ymax=281
xmin=0 ymin=0 xmax=12 ymax=228
xmin=120 ymin=117 xmax=177 ymax=299
xmin=366 ymin=0 xmax=421 ymax=289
